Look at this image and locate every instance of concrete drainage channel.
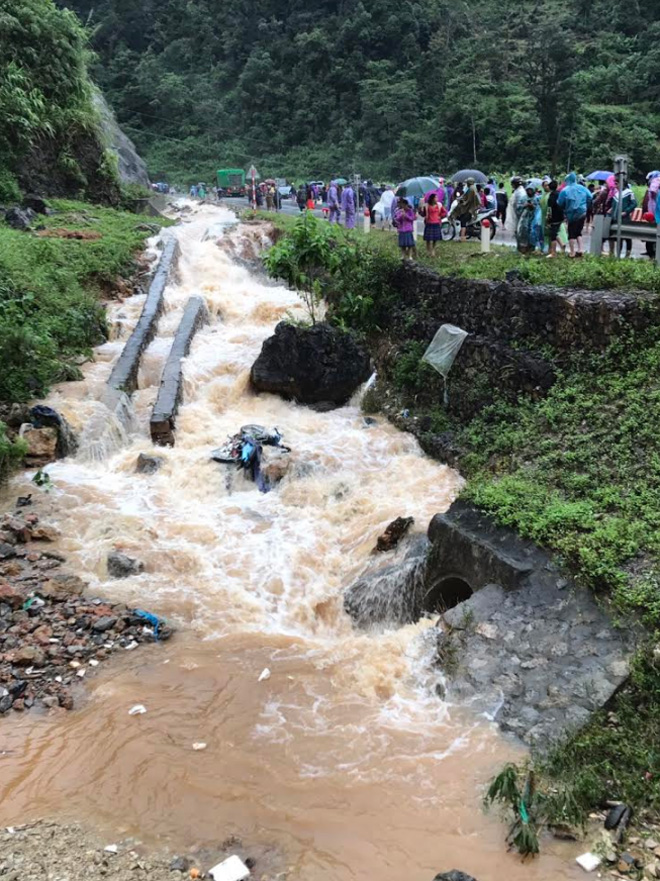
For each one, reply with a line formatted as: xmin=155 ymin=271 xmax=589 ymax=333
xmin=105 ymin=234 xmax=207 ymax=447
xmin=345 ymin=500 xmax=636 ymax=748
xmin=150 ymin=295 xmax=209 ymax=445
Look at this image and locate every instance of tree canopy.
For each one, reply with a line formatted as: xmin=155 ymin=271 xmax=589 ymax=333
xmin=52 ymin=0 xmax=660 ymax=182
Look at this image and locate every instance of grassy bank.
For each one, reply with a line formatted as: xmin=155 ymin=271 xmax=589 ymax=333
xmin=0 ymin=198 xmax=167 ymax=480
xmin=249 ymin=209 xmax=660 ymax=294
xmin=0 ymin=199 xmax=162 ymax=403
xmin=262 ymin=212 xmax=660 ymax=833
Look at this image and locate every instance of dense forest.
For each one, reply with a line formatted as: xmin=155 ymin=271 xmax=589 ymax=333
xmin=0 ymin=0 xmax=120 ymax=203
xmin=57 ymin=0 xmax=660 ymax=183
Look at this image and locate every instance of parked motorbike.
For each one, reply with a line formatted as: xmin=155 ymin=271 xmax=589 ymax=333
xmin=440 ymin=208 xmax=498 ymax=242
xmin=466 ymin=208 xmax=498 ymax=240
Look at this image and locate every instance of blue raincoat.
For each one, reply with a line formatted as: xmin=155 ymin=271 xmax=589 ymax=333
xmin=557 ymin=172 xmax=592 ymax=221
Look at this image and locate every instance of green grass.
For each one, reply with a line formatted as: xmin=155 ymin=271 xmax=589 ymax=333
xmin=0 ymin=198 xmax=167 ymax=403
xmin=251 ymin=208 xmax=660 ymax=294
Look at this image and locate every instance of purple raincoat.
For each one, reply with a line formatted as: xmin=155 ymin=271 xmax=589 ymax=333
xmin=341 ymin=185 xmax=356 ymax=229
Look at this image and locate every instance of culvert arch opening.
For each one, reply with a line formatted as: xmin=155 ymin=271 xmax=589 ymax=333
xmin=423 ymin=575 xmax=473 ymax=613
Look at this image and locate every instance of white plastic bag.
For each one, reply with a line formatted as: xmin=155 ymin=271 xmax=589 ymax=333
xmin=422 ymin=324 xmax=468 ymax=378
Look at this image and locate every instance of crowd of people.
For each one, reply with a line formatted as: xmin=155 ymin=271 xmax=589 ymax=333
xmin=187 ymin=168 xmax=660 ymax=262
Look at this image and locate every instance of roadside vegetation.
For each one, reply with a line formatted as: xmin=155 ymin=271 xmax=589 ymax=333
xmin=0 ymin=200 xmax=159 ymax=404
xmin=263 ymin=211 xmax=660 ymax=839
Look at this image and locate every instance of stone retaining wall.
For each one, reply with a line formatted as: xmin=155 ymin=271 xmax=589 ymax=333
xmin=378 ymin=264 xmax=660 ymax=419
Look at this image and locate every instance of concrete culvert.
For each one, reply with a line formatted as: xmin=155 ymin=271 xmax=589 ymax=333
xmin=423 ymin=576 xmax=473 ymax=613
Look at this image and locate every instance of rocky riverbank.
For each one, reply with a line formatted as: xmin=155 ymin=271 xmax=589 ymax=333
xmin=0 ymin=822 xmax=284 ymax=881
xmin=0 ymin=508 xmax=172 ymax=716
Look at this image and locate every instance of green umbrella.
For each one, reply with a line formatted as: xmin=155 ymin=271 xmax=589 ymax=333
xmin=395 ymin=176 xmax=439 ymax=199
xmin=333 ymin=177 xmax=348 ymax=185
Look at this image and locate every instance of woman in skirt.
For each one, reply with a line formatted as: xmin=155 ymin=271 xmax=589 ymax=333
xmin=419 ymin=192 xmax=447 ymax=256
xmin=393 ymin=194 xmax=417 ymax=260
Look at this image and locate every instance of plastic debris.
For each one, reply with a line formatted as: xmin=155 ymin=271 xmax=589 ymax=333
xmin=576 ymin=853 xmax=602 ymax=872
xmin=258 ymin=668 xmax=271 ymax=682
xmin=89 ymin=659 xmax=100 ymax=667
xmin=76 ymin=668 xmax=86 ymax=678
xmin=128 ymin=704 xmax=147 ymax=716
xmin=192 ymin=742 xmax=207 ymax=751
xmin=125 ymin=640 xmax=139 ymax=651
xmin=208 ymin=855 xmax=251 ymax=881
xmin=422 ymin=323 xmax=469 ymax=405
xmin=104 ymin=844 xmax=119 ymax=855
xmin=211 ymin=424 xmax=290 ymax=494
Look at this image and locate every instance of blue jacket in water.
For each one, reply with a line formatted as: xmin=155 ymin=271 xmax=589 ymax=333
xmin=558 ymin=172 xmax=593 ymax=221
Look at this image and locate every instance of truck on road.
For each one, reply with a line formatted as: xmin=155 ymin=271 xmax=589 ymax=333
xmin=217 ymin=168 xmax=246 ymax=197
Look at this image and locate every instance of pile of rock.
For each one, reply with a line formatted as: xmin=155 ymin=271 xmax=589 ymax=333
xmin=0 ymin=511 xmax=172 ymax=715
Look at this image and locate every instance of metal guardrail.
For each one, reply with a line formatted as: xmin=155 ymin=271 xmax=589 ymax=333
xmin=590 ymin=214 xmax=660 ymax=264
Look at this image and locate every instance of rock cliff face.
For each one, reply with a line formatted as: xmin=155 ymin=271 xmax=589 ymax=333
xmin=93 ymin=91 xmax=150 ymax=187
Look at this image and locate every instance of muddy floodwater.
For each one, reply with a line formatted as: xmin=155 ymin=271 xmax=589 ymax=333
xmin=0 ymin=204 xmax=582 ymax=880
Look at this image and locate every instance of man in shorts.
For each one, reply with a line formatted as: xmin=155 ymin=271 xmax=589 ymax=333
xmin=545 ymin=180 xmax=565 ymax=258
xmin=558 ymin=172 xmax=592 ymax=258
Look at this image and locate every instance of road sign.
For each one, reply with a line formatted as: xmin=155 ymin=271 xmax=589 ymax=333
xmin=248 ymin=165 xmax=258 ymax=178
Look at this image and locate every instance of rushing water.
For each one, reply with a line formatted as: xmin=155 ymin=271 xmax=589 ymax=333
xmin=0 ymin=204 xmax=581 ymax=880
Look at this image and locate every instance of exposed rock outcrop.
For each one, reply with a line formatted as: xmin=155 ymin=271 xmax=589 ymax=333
xmin=251 ymin=321 xmax=372 ymax=408
xmin=92 ymin=91 xmax=150 ymax=188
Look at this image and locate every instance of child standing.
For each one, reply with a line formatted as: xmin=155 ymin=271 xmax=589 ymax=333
xmin=393 ymin=195 xmax=417 ymax=260
xmin=419 ymin=193 xmax=447 ymax=256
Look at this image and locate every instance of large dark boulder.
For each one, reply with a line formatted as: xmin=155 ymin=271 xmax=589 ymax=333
xmin=251 ymin=321 xmax=372 ymax=407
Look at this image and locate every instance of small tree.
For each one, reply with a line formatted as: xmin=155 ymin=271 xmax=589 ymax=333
xmin=263 ymin=212 xmax=344 ymax=324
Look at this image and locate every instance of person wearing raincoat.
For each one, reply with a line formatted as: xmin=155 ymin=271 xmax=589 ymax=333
xmin=557 ymin=172 xmax=592 ymax=257
xmin=516 ymin=185 xmax=541 ymax=253
xmin=450 ymin=177 xmax=480 ymax=242
xmin=341 ymin=182 xmax=356 ymax=229
xmin=607 ymin=177 xmax=637 ymax=258
xmin=380 ymin=187 xmax=396 ymax=227
xmin=643 ymin=171 xmax=660 ymax=217
xmin=327 ymin=181 xmax=341 ymax=223
xmin=507 ymin=177 xmax=527 ymax=232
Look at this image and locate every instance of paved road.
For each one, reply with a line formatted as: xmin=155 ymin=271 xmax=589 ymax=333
xmin=224 ymin=197 xmax=652 ymax=258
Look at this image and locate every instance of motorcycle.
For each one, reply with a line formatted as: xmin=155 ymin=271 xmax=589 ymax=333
xmin=466 ymin=208 xmax=498 ymax=240
xmin=439 ymin=208 xmax=498 ymax=242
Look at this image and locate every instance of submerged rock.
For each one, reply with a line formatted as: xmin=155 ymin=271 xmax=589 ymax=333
xmin=136 ymin=453 xmax=164 ymax=474
xmin=344 ymin=537 xmax=429 ymax=628
xmin=375 ymin=516 xmax=414 ymax=552
xmin=250 ymin=321 xmax=372 ymax=408
xmin=107 ymin=551 xmax=144 ymax=579
xmin=433 ymin=873 xmax=478 ymax=881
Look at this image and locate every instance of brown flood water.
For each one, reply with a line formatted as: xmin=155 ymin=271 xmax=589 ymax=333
xmin=0 ymin=204 xmax=582 ymax=880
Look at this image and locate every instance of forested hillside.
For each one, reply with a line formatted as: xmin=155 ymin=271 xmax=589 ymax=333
xmin=60 ymin=0 xmax=660 ymax=182
xmin=0 ymin=0 xmax=120 ymax=202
